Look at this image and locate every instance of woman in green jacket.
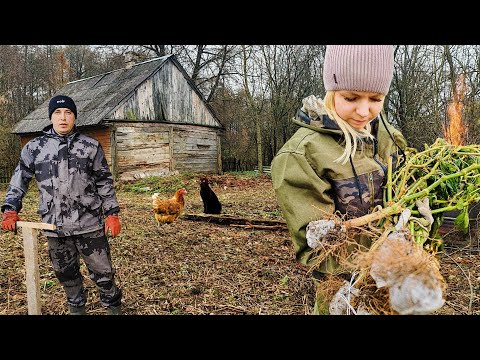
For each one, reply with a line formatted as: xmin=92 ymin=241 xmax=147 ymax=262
xmin=271 ymin=45 xmax=407 ymax=314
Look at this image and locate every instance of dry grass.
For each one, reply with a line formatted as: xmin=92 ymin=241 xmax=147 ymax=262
xmin=0 ymin=172 xmax=479 ymax=315
xmin=0 ymin=173 xmax=314 ymax=315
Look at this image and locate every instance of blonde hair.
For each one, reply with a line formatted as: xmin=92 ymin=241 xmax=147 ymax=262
xmin=323 ymin=91 xmax=375 ymax=164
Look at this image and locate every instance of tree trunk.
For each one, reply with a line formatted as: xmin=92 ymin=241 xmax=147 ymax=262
xmin=256 ymin=114 xmax=263 ymax=174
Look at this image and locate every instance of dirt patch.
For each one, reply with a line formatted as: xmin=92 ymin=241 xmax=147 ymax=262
xmin=0 ymin=173 xmax=479 ymax=315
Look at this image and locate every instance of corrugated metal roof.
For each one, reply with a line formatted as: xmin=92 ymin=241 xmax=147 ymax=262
xmin=13 ymin=55 xmax=221 ymax=134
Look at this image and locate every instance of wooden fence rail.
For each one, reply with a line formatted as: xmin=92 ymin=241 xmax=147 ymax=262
xmin=254 ymin=166 xmax=271 ymax=175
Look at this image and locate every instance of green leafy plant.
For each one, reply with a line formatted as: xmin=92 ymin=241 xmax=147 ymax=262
xmin=346 ymin=138 xmax=480 ymax=251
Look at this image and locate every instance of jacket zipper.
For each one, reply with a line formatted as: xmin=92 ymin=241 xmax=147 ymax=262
xmin=369 ymin=172 xmax=375 ymax=208
xmin=372 ymin=137 xmax=387 ymax=174
xmin=370 ymin=137 xmax=387 ymax=209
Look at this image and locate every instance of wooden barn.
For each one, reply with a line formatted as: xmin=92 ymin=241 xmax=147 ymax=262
xmin=12 ymin=54 xmax=225 ymax=181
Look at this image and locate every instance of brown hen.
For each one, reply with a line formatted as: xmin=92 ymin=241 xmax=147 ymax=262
xmin=152 ymin=188 xmax=186 ymax=228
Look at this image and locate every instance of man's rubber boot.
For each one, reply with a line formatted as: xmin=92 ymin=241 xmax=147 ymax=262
xmin=69 ymin=305 xmax=87 ymax=315
xmin=106 ymin=304 xmax=122 ymax=315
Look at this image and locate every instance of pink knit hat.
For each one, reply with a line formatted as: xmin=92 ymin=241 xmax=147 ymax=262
xmin=323 ymin=45 xmax=394 ymax=94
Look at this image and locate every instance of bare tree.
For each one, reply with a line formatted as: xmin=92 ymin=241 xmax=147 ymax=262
xmin=172 ymin=45 xmax=240 ymax=103
xmin=241 ymin=45 xmax=268 ymax=173
xmin=141 ymin=45 xmax=168 ymax=57
xmin=259 ymin=45 xmax=325 ymax=162
xmin=3 ymin=44 xmax=480 ymax=178
xmin=388 ymin=45 xmax=442 ymax=149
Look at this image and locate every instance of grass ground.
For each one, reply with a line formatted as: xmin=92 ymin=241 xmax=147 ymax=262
xmin=0 ymin=172 xmax=479 ymax=315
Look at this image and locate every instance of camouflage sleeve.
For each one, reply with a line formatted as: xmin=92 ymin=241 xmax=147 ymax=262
xmin=92 ymin=143 xmax=120 ymax=216
xmin=1 ymin=144 xmax=35 ymax=213
xmin=271 ymin=151 xmax=335 ymax=267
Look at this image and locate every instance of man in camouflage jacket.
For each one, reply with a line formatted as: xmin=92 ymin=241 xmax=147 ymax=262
xmin=1 ymin=95 xmax=122 ymax=315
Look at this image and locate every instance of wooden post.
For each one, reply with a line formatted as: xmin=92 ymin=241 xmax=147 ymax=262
xmin=16 ymin=221 xmax=56 ymax=315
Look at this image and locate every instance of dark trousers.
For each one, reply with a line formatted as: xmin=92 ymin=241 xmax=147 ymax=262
xmin=47 ymin=229 xmax=122 ymax=308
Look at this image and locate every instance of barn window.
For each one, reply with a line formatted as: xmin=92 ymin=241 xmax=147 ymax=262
xmin=196 ymin=139 xmax=211 ymax=149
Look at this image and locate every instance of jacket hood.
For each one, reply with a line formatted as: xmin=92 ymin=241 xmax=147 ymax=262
xmin=293 ymin=109 xmax=344 ymax=136
xmin=292 ymin=108 xmax=404 ymax=149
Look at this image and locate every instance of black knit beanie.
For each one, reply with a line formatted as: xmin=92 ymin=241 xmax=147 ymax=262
xmin=48 ymin=95 xmax=77 ymax=119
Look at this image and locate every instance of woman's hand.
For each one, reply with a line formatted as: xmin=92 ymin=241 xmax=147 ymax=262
xmin=306 ymin=219 xmax=346 ymax=249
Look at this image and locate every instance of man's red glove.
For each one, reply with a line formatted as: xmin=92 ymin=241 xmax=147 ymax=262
xmin=105 ymin=215 xmax=121 ymax=238
xmin=2 ymin=210 xmax=20 ymax=231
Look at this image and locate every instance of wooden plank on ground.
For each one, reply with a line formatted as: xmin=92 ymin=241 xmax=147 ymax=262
xmin=182 ymin=213 xmax=288 ymax=231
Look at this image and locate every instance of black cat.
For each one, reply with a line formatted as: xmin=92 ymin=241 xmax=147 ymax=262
xmin=200 ymin=177 xmax=222 ymax=214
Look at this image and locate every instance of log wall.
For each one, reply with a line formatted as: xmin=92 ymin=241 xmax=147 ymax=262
xmin=18 ymin=122 xmax=222 ymax=182
xmin=113 ymin=122 xmax=221 ymax=181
